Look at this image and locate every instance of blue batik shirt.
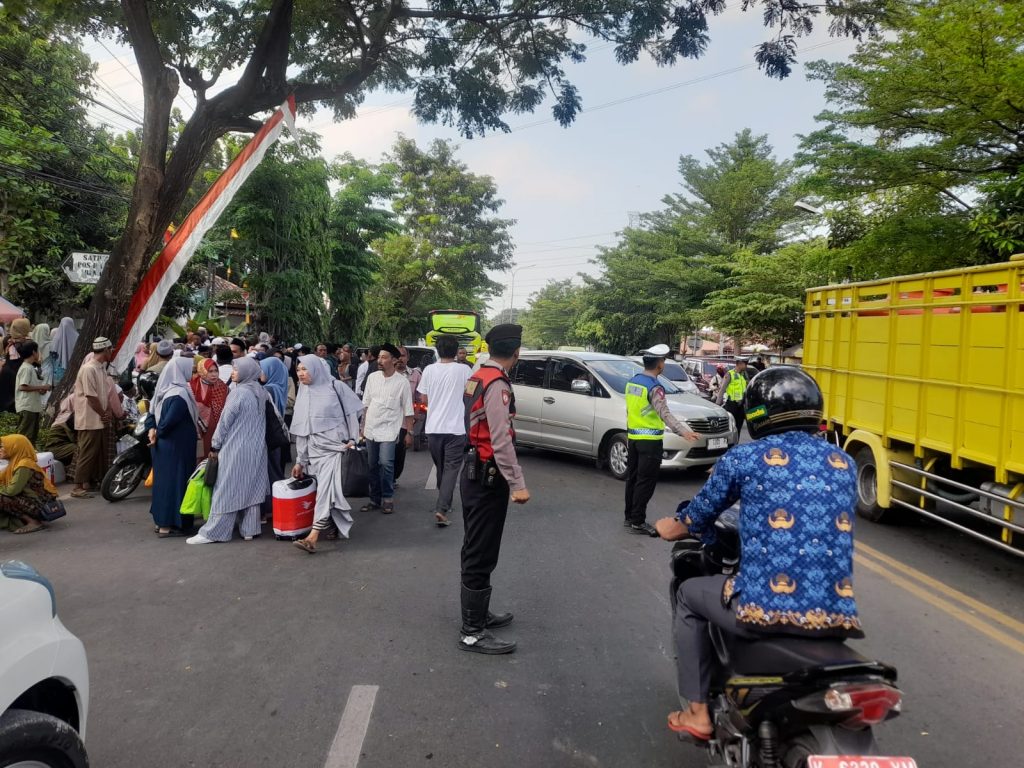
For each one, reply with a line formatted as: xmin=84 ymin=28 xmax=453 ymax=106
xmin=679 ymin=430 xmax=864 ymax=638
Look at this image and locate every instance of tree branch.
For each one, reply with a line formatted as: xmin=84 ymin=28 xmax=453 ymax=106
xmin=238 ymin=0 xmax=294 ymax=93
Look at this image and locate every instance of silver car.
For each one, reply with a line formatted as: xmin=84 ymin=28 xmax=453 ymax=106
xmin=510 ymin=351 xmax=738 ymax=480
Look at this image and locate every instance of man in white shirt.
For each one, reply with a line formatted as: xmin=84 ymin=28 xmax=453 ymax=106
xmin=360 ymin=343 xmax=413 ymax=514
xmin=416 ymin=335 xmax=471 ymax=527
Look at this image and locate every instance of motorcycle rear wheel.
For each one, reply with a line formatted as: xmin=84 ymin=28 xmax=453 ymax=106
xmin=782 ymin=734 xmax=820 ymax=768
xmin=101 ymin=462 xmax=146 ymax=502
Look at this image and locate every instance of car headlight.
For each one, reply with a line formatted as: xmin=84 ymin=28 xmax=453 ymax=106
xmin=2 ymin=560 xmax=56 ymax=617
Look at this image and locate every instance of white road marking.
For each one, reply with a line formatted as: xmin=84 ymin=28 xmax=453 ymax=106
xmin=324 ymin=685 xmax=379 ymax=768
xmin=425 ymin=466 xmax=437 ymax=490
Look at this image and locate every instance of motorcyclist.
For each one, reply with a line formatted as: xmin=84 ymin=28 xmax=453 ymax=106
xmin=654 ymin=367 xmax=864 ymax=740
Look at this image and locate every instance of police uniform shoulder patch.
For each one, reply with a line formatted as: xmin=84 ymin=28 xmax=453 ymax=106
xmin=501 ymin=389 xmax=510 ymax=405
xmin=465 ymin=379 xmax=479 ymax=397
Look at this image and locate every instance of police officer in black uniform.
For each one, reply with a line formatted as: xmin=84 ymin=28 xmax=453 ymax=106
xmin=458 ymin=324 xmax=530 ymax=655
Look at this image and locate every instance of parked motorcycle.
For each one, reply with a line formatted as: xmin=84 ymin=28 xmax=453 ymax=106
xmin=669 ymin=507 xmax=915 ymax=768
xmin=100 ymin=372 xmax=157 ymax=502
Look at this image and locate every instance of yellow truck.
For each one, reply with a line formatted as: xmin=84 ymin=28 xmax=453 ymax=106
xmin=803 ymin=257 xmax=1024 ymax=557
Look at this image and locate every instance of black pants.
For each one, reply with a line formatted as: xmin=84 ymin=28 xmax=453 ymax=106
xmin=723 ymin=400 xmax=745 ymax=438
xmin=623 ymin=439 xmax=662 ymax=525
xmin=459 ymin=464 xmax=510 ymax=591
xmin=394 ymin=428 xmax=407 ymax=481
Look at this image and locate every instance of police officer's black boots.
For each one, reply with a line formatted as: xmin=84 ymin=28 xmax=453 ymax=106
xmin=486 ymin=608 xmax=514 ymax=629
xmin=459 ymin=585 xmax=516 ymax=654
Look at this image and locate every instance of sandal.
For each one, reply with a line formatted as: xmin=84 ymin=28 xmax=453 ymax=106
xmin=381 ymin=501 xmax=394 ymax=515
xmin=360 ymin=502 xmax=381 ymax=513
xmin=293 ymin=538 xmax=316 ymax=554
xmin=667 ymin=710 xmax=713 ymax=741
xmin=70 ymin=489 xmax=94 ymax=499
xmin=435 ymin=511 xmax=451 ymax=527
xmin=13 ymin=523 xmax=44 ymax=535
xmin=158 ymin=529 xmax=185 ymax=538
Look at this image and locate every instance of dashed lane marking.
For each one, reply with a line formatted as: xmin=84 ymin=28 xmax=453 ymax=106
xmin=324 ymin=685 xmax=379 ymax=768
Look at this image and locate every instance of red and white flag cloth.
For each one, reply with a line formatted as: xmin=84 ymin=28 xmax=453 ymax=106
xmin=112 ymin=95 xmax=297 ymax=372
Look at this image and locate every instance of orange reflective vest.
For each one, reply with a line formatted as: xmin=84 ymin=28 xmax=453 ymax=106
xmin=464 ymin=365 xmax=515 ymax=462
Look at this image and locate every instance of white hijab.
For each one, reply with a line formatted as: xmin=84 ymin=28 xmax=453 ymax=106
xmin=52 ymin=317 xmax=78 ymax=367
xmin=152 ymin=356 xmax=200 ymax=430
xmin=291 ymin=354 xmax=363 ymax=438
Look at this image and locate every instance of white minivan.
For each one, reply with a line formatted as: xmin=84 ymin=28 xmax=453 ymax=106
xmin=0 ymin=560 xmax=90 ymax=767
xmin=510 ymin=351 xmax=737 ymax=479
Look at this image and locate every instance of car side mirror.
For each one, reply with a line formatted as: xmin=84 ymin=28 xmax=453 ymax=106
xmin=570 ymin=379 xmax=592 ymax=395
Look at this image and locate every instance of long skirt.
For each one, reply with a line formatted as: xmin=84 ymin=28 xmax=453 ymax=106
xmin=197 ymin=504 xmax=262 ymax=542
xmin=300 ymin=429 xmax=354 ymax=538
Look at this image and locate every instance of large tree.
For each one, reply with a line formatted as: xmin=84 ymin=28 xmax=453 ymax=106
xmin=799 ymin=0 xmax=1024 ymax=264
xmin=28 ymin=0 xmax=879 ymax=395
xmin=362 ymin=136 xmax=512 ymax=342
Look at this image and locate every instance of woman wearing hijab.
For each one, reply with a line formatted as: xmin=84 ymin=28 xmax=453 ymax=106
xmin=291 ymin=354 xmax=363 ymax=554
xmin=259 ymin=355 xmax=290 ymax=522
xmin=146 ymin=356 xmax=201 ymax=537
xmin=188 ymin=357 xmax=269 ymax=544
xmin=190 ymin=358 xmax=229 ymax=457
xmin=0 ymin=434 xmax=58 ymax=534
xmin=31 ymin=323 xmax=52 ymax=388
xmin=51 ymin=317 xmax=78 ymax=385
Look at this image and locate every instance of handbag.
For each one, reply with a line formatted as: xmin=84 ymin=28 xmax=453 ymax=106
xmin=180 ymin=460 xmax=213 ymax=520
xmin=39 ymin=497 xmax=67 ymax=523
xmin=265 ymin=400 xmax=290 ymax=451
xmin=340 ymin=445 xmax=370 ymax=498
xmin=204 ymin=455 xmax=219 ymax=487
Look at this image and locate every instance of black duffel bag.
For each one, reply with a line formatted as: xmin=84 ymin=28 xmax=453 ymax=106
xmin=341 ymin=445 xmax=369 ymax=498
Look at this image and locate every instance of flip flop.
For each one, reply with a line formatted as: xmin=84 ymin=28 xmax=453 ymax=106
xmin=360 ymin=503 xmax=381 ymax=513
xmin=293 ymin=539 xmax=316 ymax=554
xmin=13 ymin=523 xmax=44 ymax=535
xmin=70 ymin=490 xmax=94 ymax=499
xmin=667 ymin=712 xmax=712 ymax=741
xmin=158 ymin=529 xmax=185 ymax=538
xmin=435 ymin=512 xmax=451 ymax=527
xmin=381 ymin=502 xmax=395 ymax=515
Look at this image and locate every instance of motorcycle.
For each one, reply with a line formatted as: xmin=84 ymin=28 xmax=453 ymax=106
xmin=669 ymin=506 xmax=915 ymax=768
xmin=100 ymin=372 xmax=157 ymax=502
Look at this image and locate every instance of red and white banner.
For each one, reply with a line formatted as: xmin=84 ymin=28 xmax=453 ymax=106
xmin=112 ymin=95 xmax=297 ymax=372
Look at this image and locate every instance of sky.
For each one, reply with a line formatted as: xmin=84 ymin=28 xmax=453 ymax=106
xmin=81 ymin=6 xmax=857 ymax=318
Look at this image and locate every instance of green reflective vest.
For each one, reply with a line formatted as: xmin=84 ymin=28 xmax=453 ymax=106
xmin=625 ymin=373 xmax=664 ymax=440
xmin=724 ymin=369 xmax=747 ymax=403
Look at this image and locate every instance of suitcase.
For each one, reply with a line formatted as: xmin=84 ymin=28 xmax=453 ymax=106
xmin=272 ymin=477 xmax=316 ymax=540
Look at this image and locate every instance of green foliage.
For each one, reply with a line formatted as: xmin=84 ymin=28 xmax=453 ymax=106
xmin=800 ymin=0 xmax=1024 ymax=266
xmin=362 ymin=137 xmax=513 ymax=343
xmin=700 ymin=240 xmax=830 ymax=349
xmin=0 ymin=15 xmax=130 ymax=318
xmin=520 ymin=280 xmax=584 ymax=349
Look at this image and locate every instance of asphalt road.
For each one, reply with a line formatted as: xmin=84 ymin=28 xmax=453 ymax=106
xmin=3 ymin=445 xmax=1023 ymax=768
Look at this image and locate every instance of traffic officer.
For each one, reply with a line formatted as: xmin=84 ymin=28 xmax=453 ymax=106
xmin=458 ymin=323 xmax=530 ymax=655
xmin=715 ymin=357 xmax=753 ymax=438
xmin=623 ymin=344 xmax=698 ymax=536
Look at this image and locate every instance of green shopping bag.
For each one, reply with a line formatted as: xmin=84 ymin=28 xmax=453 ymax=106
xmin=180 ymin=460 xmax=213 ymax=520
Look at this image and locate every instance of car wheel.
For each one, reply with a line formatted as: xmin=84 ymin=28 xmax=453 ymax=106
xmin=606 ymin=434 xmax=629 ymax=481
xmin=0 ymin=709 xmax=88 ymax=768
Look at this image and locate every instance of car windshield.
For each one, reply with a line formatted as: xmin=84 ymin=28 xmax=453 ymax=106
xmin=661 ymin=361 xmax=690 ymax=382
xmin=590 ymin=359 xmax=681 ymax=395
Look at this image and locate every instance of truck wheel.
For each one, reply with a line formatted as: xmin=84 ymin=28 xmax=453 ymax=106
xmin=855 ymin=447 xmax=891 ymax=523
xmin=606 ymin=434 xmax=629 ymax=481
xmin=0 ymin=709 xmax=88 ymax=768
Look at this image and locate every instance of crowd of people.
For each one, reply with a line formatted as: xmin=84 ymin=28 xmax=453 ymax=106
xmin=0 ymin=317 xmax=478 ymax=549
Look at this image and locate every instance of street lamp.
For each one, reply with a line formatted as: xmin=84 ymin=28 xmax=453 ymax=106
xmin=508 ymin=263 xmax=537 ymax=322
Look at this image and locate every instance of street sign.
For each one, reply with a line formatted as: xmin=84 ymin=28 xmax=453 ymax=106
xmin=62 ymin=252 xmax=110 ymax=285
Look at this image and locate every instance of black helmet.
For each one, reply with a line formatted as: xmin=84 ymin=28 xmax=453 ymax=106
xmin=742 ymin=367 xmax=823 ymax=439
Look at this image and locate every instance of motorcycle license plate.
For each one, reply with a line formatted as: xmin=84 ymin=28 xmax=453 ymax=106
xmin=708 ymin=437 xmax=728 ymax=450
xmin=808 ymin=758 xmax=918 ymax=768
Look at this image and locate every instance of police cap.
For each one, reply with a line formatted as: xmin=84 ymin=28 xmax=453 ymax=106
xmin=485 ymin=324 xmax=522 ymax=345
xmin=639 ymin=343 xmax=671 ymax=358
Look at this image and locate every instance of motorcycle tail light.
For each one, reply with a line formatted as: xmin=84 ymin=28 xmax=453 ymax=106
xmin=824 ymin=683 xmax=902 ymax=726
